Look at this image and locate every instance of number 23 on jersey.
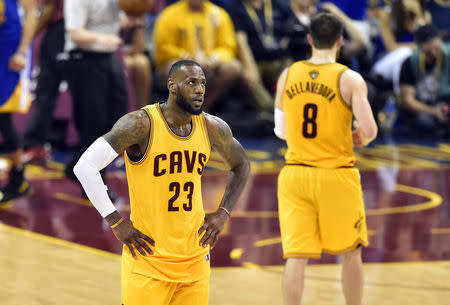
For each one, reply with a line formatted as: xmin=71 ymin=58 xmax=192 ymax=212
xmin=168 ymin=181 xmax=194 ymax=212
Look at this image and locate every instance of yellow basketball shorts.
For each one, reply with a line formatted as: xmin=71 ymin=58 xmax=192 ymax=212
xmin=121 ymin=269 xmax=209 ymax=305
xmin=278 ymin=165 xmax=368 ymax=259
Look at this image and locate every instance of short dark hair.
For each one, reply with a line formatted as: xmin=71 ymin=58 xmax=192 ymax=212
xmin=309 ymin=13 xmax=343 ymax=49
xmin=168 ymin=60 xmax=202 ymax=79
xmin=415 ymin=24 xmax=440 ymax=45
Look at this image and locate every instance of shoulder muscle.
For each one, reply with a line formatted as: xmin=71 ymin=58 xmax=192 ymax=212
xmin=204 ymin=113 xmax=233 ymax=148
xmin=340 ymin=69 xmax=367 ymax=108
xmin=204 ymin=113 xmax=249 ymax=170
xmin=275 ymin=67 xmax=289 ymax=110
xmin=103 ymin=110 xmax=150 ymax=154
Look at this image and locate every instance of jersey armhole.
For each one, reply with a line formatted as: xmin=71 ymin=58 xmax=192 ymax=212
xmin=201 ymin=113 xmax=211 ymax=149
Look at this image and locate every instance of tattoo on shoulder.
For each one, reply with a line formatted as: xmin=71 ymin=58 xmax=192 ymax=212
xmin=216 ymin=119 xmax=229 ymax=139
xmin=105 ymin=110 xmax=150 ymax=153
xmin=205 ymin=113 xmax=232 ymax=147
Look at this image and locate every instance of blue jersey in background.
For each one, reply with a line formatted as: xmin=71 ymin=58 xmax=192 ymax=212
xmin=0 ymin=0 xmax=31 ymax=112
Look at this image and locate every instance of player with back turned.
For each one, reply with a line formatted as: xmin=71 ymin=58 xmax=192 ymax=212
xmin=274 ymin=13 xmax=377 ymax=305
xmin=74 ymin=60 xmax=250 ymax=305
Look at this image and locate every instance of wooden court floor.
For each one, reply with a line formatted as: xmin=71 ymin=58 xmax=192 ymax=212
xmin=1 ymin=223 xmax=449 ymax=305
xmin=0 ymin=140 xmax=449 ymax=304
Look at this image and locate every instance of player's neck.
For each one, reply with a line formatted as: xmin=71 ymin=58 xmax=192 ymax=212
xmin=308 ymin=49 xmax=337 ymax=65
xmin=160 ymin=101 xmax=192 ymax=126
xmin=188 ymin=3 xmax=204 ymax=12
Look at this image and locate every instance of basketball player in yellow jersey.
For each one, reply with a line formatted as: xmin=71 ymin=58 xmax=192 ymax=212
xmin=274 ymin=13 xmax=377 ymax=305
xmin=73 ymin=60 xmax=250 ymax=305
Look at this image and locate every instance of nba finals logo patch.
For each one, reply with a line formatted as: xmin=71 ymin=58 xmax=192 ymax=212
xmin=309 ymin=70 xmax=319 ymax=80
xmin=354 ymin=214 xmax=364 ymax=232
xmin=205 ymin=253 xmax=210 ymax=262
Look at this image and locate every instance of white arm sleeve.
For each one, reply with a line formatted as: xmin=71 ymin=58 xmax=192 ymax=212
xmin=274 ymin=108 xmax=287 ymax=140
xmin=73 ymin=137 xmax=119 ymax=217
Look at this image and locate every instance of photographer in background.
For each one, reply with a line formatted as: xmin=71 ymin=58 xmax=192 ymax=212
xmin=226 ymin=0 xmax=298 ymax=113
xmin=289 ymin=1 xmax=367 ymax=69
xmin=286 ymin=0 xmax=311 ymax=61
xmin=399 ymin=24 xmax=450 ymax=138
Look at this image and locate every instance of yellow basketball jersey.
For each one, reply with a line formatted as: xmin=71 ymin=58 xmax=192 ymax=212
xmin=282 ymin=61 xmax=355 ymax=168
xmin=123 ymin=103 xmax=211 ymax=282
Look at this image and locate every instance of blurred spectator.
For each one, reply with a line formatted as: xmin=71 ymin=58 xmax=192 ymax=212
xmin=426 ymin=0 xmax=450 ymax=41
xmin=319 ymin=0 xmax=368 ymax=20
xmin=141 ymin=1 xmax=169 ymax=59
xmin=373 ymin=0 xmax=429 ymax=55
xmin=166 ymin=0 xmax=231 ymax=7
xmin=154 ymin=0 xmax=241 ymax=111
xmin=120 ymin=15 xmax=152 ymax=108
xmin=320 ymin=2 xmax=368 ymax=68
xmin=63 ymin=0 xmax=129 ymax=198
xmin=0 ymin=0 xmax=37 ymax=203
xmin=22 ymin=0 xmax=64 ymax=163
xmin=153 ymin=0 xmax=170 ymax=11
xmin=226 ymin=0 xmax=296 ymax=112
xmin=211 ymin=0 xmax=231 ymax=7
xmin=319 ymin=0 xmax=373 ymax=55
xmin=289 ymin=1 xmax=367 ymax=68
xmin=370 ymin=0 xmax=431 ymax=128
xmin=291 ymin=0 xmax=317 ymax=26
xmin=399 ymin=24 xmax=450 ymax=137
xmin=289 ymin=0 xmax=317 ymax=61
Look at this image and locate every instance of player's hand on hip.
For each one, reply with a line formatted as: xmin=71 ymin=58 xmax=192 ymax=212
xmin=112 ymin=220 xmax=154 ymax=259
xmin=198 ymin=209 xmax=229 ymax=249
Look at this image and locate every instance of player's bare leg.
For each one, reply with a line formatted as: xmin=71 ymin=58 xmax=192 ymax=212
xmin=341 ymin=247 xmax=363 ymax=305
xmin=283 ymin=258 xmax=308 ymax=305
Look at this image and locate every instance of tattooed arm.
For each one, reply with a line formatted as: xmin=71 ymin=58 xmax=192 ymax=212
xmin=74 ymin=110 xmax=154 ymax=259
xmin=103 ymin=110 xmax=150 ymax=157
xmin=198 ymin=113 xmax=250 ymax=248
xmin=204 ymin=114 xmax=250 ymax=213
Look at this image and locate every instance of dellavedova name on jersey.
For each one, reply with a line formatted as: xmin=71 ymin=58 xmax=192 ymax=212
xmin=285 ymin=81 xmax=336 ymax=102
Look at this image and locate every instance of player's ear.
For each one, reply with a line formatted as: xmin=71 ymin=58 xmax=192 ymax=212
xmin=307 ymin=34 xmax=314 ymax=47
xmin=336 ymin=36 xmax=343 ymax=49
xmin=168 ymin=78 xmax=177 ymax=94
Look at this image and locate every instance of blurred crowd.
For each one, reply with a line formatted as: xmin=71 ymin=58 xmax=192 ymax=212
xmin=1 ymin=0 xmax=450 ymax=200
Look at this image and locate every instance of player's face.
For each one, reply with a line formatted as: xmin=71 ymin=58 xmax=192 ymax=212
xmin=176 ymin=66 xmax=206 ymax=115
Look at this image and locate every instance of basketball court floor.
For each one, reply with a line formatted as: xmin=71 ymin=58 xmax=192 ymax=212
xmin=0 ymin=137 xmax=449 ymax=305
